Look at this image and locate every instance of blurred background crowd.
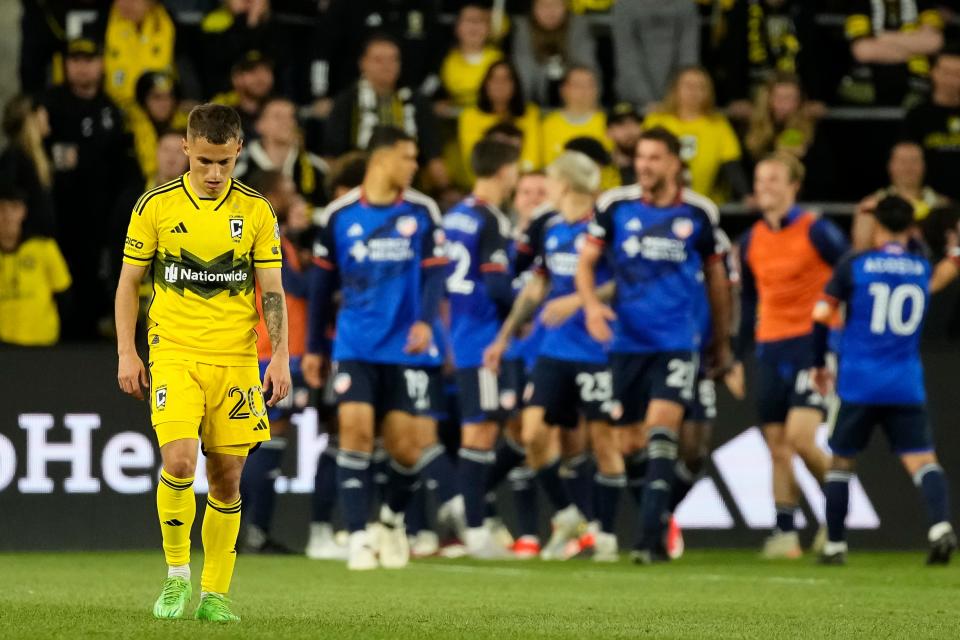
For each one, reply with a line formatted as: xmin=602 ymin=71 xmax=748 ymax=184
xmin=3 ymin=0 xmax=960 ymax=345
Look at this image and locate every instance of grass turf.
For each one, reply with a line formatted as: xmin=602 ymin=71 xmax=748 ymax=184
xmin=1 ymin=550 xmax=959 ymax=639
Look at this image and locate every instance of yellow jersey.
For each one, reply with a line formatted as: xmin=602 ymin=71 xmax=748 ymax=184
xmin=122 ymin=174 xmax=282 ymax=365
xmin=458 ymin=103 xmax=543 ymax=177
xmin=541 ymin=110 xmax=612 ymax=166
xmin=104 ymin=3 xmax=176 ymax=110
xmin=440 ymin=47 xmax=503 ymax=108
xmin=0 ymin=238 xmax=71 ymax=346
xmin=643 ymin=111 xmax=742 ymax=204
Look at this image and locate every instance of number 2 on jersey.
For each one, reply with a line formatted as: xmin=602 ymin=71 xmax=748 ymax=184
xmin=446 ymin=241 xmax=474 ymax=295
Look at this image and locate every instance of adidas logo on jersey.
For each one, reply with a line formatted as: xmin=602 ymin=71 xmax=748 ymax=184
xmin=347 ymin=223 xmax=364 ymax=237
xmin=626 ymin=218 xmax=642 ymax=232
xmin=170 ymin=222 xmax=188 ymax=234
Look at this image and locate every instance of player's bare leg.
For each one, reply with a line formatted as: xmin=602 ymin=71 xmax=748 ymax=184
xmin=337 ymin=401 xmax=378 ymax=570
xmin=633 ymin=400 xmax=684 ymax=564
xmin=378 ymin=410 xmax=424 ymax=568
xmin=195 ymin=449 xmax=247 ymax=622
xmin=153 ymin=436 xmax=199 ymax=619
xmin=589 ymin=420 xmax=624 ymax=562
xmin=761 ymin=423 xmax=803 ymax=559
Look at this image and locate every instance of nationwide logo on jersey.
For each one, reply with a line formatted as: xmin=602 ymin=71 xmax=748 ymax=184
xmin=347 ymin=223 xmax=364 ymax=238
xmin=230 ymin=217 xmax=244 ymax=241
xmin=672 ymin=217 xmax=693 ymax=239
xmin=155 ymin=249 xmax=254 ymax=298
xmin=396 ymin=216 xmax=418 ymax=237
xmin=273 ymin=223 xmax=280 ymax=240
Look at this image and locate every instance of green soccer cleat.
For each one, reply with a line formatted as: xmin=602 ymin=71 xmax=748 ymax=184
xmin=195 ymin=593 xmax=241 ymax=622
xmin=152 ymin=577 xmax=192 ymax=620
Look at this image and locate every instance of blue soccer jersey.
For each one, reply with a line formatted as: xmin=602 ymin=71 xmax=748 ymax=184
xmin=824 ymin=243 xmax=930 ymax=405
xmin=311 ymin=187 xmax=447 ymax=366
xmin=444 ymin=197 xmax=513 ymax=369
xmin=505 ymin=206 xmax=553 ymax=366
xmin=534 ymin=211 xmax=612 ymax=364
xmin=587 ymin=186 xmax=723 ymax=354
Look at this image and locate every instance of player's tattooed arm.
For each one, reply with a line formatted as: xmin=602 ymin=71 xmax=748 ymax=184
xmin=483 ymin=273 xmax=548 ymax=371
xmin=263 ymin=292 xmax=286 ymax=352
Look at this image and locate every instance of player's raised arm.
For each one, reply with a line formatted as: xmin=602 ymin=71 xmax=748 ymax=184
xmin=256 ymin=267 xmax=291 ymax=407
xmin=116 ymin=262 xmax=149 ymax=400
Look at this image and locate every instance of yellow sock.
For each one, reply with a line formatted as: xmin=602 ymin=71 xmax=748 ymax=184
xmin=157 ymin=468 xmax=196 ymax=567
xmin=201 ymin=495 xmax=242 ymax=594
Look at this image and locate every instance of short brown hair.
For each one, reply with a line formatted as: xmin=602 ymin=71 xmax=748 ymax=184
xmin=638 ymin=126 xmax=682 ymax=158
xmin=760 ymin=150 xmax=806 ymax=184
xmin=187 ymin=103 xmax=243 ymax=144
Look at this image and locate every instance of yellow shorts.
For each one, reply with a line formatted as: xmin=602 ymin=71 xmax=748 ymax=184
xmin=148 ymin=359 xmax=271 ymax=450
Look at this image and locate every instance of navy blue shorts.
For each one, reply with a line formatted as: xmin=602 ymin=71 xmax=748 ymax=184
xmin=455 ymin=366 xmax=508 ymax=424
xmin=526 ymin=356 xmax=612 ymax=429
xmin=609 ymin=351 xmax=697 ymax=426
xmin=424 ymin=366 xmax=449 ymax=421
xmin=686 ymin=376 xmax=717 ymax=423
xmin=331 ymin=360 xmax=433 ymax=418
xmin=829 ymin=403 xmax=934 ymax=457
xmin=756 ymin=357 xmax=826 ymax=424
xmin=499 ymin=358 xmax=526 ymax=415
xmin=258 ymin=357 xmax=309 ymax=421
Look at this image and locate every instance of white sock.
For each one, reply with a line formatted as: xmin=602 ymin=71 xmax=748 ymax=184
xmin=200 ymin=591 xmax=223 ymax=600
xmin=167 ymin=564 xmax=190 ymax=580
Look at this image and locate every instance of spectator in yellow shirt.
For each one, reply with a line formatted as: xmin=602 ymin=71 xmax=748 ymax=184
xmin=128 ymin=71 xmax=188 ymax=180
xmin=459 ymin=60 xmax=542 ymax=177
xmin=541 ymin=66 xmax=612 ymax=166
xmin=0 ymin=186 xmax=71 ymax=346
xmin=103 ymin=0 xmax=176 ymax=111
xmin=644 ymin=66 xmax=748 ymax=203
xmin=439 ymin=3 xmax=503 ymax=112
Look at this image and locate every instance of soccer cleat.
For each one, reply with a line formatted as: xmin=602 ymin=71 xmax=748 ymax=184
xmin=927 ymin=523 xmax=957 ymax=566
xmin=484 ymin=516 xmax=515 ymax=550
xmin=541 ymin=505 xmax=587 ymax=561
xmin=512 ymin=536 xmax=541 ymax=559
xmin=438 ymin=538 xmax=469 ymax=559
xmin=194 ymin=593 xmax=240 ymax=622
xmin=761 ymin=530 xmax=803 ymax=560
xmin=306 ymin=522 xmax=349 ymax=561
xmin=666 ymin=516 xmax=684 ymax=560
xmin=409 ymin=530 xmax=440 ymax=558
xmin=347 ymin=530 xmax=379 ymax=571
xmin=377 ymin=506 xmax=410 ymax=569
xmin=567 ymin=524 xmax=597 ymax=560
xmin=437 ymin=495 xmax=467 ymax=541
xmin=152 ymin=576 xmax=192 ymax=620
xmin=818 ymin=540 xmax=848 ymax=566
xmin=811 ymin=525 xmax=828 ymax=555
xmin=593 ymin=531 xmax=619 ymax=563
xmin=465 ymin=527 xmax=513 ymax=560
xmin=631 ymin=548 xmax=670 ymax=565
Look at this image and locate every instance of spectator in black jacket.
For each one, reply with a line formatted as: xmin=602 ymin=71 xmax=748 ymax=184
xmin=0 ymin=94 xmax=56 ymax=237
xmin=323 ymin=35 xmax=449 ymax=190
xmin=41 ymin=37 xmax=136 ymax=340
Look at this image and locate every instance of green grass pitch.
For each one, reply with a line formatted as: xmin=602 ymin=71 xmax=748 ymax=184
xmin=2 ymin=550 xmax=959 ymax=639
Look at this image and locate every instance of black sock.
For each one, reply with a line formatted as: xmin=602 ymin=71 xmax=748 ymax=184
xmin=311 ymin=446 xmax=338 ymax=524
xmin=638 ymin=429 xmax=677 ymax=552
xmin=624 ymin=449 xmax=648 ymax=507
xmin=824 ymin=470 xmax=852 ymax=544
xmin=594 ymin=473 xmax=626 ymax=534
xmin=536 ymin=457 xmax=572 ymax=512
xmin=562 ymin=454 xmax=595 ymax=522
xmin=510 ymin=466 xmax=540 ymax=538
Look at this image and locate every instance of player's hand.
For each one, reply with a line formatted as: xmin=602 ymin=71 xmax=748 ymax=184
xmin=584 ymin=302 xmax=616 ymax=343
xmin=483 ymin=338 xmax=507 ymax=374
xmin=541 ymin=294 xmax=581 ymax=327
xmin=707 ymin=341 xmax=735 ymax=381
xmin=263 ymin=356 xmax=292 ymax=407
xmin=405 ymin=321 xmax=433 ymax=354
xmin=723 ymin=360 xmax=746 ymax=400
xmin=302 ymin=353 xmax=326 ymax=389
xmin=810 ymin=367 xmax=835 ymax=397
xmin=117 ymin=351 xmax=148 ymax=400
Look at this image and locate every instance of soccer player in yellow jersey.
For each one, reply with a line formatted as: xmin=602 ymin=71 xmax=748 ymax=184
xmin=115 ymin=104 xmax=291 ymax=623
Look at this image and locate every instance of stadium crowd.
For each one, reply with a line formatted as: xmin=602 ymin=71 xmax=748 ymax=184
xmin=3 ymin=0 xmax=960 ymax=575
